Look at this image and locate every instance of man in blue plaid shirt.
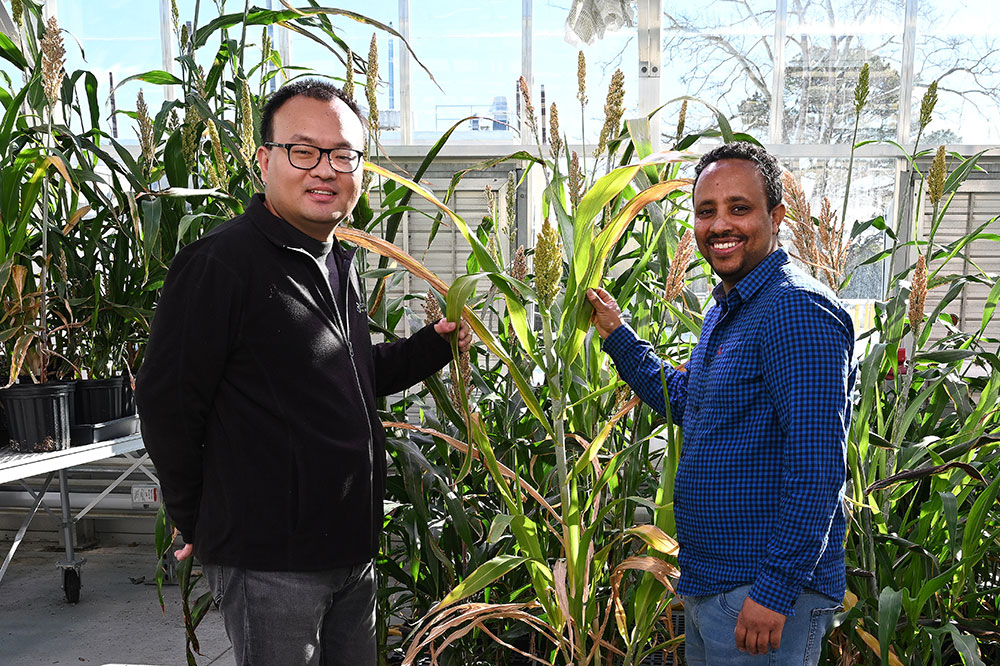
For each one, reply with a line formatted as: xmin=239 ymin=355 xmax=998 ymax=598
xmin=587 ymin=142 xmax=855 ymax=665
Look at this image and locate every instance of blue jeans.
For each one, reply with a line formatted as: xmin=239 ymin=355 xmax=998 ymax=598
xmin=204 ymin=560 xmax=376 ymax=666
xmin=683 ymin=585 xmax=839 ymax=665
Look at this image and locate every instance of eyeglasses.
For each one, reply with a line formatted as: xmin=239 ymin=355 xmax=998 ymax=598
xmin=264 ymin=142 xmax=363 ymax=173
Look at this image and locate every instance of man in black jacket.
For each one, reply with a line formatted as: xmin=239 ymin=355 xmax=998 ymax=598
xmin=136 ymin=79 xmax=470 ymax=666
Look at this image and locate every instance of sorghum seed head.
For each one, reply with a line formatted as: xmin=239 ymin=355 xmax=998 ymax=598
xmin=41 ymin=16 xmax=66 ymax=109
xmin=664 ymin=229 xmax=694 ymax=302
xmin=549 ymin=102 xmax=562 ymax=160
xmin=511 ymin=245 xmax=527 ymax=281
xmin=908 ymin=254 xmax=927 ymax=335
xmin=239 ymin=77 xmax=255 ymax=165
xmin=423 ymin=289 xmax=443 ymax=325
xmin=919 ymin=80 xmax=938 ymax=132
xmin=205 ymin=119 xmax=225 ymax=189
xmin=595 ymin=69 xmax=625 ymax=159
xmin=135 ymin=90 xmax=155 ymax=164
xmin=519 ymin=76 xmax=537 ymax=138
xmin=366 ymin=34 xmax=379 ymax=132
xmin=534 ymin=218 xmax=563 ymax=308
xmin=12 ymin=0 xmax=23 ymax=28
xmin=576 ymin=51 xmax=587 ymax=107
xmin=675 ymin=100 xmax=688 ymax=142
xmin=854 ymin=63 xmax=870 ymax=114
xmin=505 ymin=171 xmax=517 ymax=229
xmin=343 ymin=48 xmax=355 ymax=100
xmin=182 ymin=104 xmax=199 ymax=170
xmin=928 ymin=145 xmax=947 ymax=205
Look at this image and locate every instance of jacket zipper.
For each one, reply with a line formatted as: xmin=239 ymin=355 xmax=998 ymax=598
xmin=291 ymin=246 xmax=378 ymax=547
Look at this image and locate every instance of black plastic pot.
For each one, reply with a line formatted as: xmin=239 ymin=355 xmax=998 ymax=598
xmin=74 ymin=376 xmax=125 ymax=425
xmin=48 ymin=379 xmax=78 ymax=425
xmin=1 ymin=382 xmax=72 ymax=453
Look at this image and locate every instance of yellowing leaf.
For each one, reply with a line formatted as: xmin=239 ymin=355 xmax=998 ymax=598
xmin=625 ymin=525 xmax=680 ymax=556
xmin=856 ymin=626 xmax=904 ymax=666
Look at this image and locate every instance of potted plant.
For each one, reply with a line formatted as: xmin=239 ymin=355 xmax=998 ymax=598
xmin=0 ymin=12 xmax=74 ymax=453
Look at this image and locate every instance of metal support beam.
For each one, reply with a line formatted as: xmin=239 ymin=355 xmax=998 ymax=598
xmin=897 ymin=0 xmax=919 ymax=145
xmin=637 ymin=0 xmax=662 ymax=151
xmin=159 ymin=0 xmax=177 ymax=102
xmin=277 ymin=19 xmax=291 ymax=79
xmin=521 ymin=0 xmax=533 ymax=145
xmin=0 ymin=2 xmax=16 ymax=38
xmin=769 ymin=0 xmax=788 ymax=144
xmin=399 ymin=0 xmax=412 ymax=144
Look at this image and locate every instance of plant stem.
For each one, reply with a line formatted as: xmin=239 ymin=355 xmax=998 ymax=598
xmin=40 ymin=112 xmax=54 ymax=383
xmin=840 ymin=111 xmax=861 ymax=235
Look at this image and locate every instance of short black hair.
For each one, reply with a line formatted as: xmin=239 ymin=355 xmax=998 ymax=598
xmin=693 ymin=141 xmax=783 ymax=211
xmin=260 ymin=78 xmax=367 ymax=145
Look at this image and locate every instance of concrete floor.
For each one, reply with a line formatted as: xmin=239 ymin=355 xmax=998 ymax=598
xmin=0 ymin=542 xmax=231 ymax=666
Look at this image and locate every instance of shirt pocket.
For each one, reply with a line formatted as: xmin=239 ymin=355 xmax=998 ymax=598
xmin=707 ymin=339 xmax=763 ymax=410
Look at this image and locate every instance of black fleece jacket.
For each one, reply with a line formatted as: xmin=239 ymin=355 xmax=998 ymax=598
xmin=136 ymin=195 xmax=452 ymax=570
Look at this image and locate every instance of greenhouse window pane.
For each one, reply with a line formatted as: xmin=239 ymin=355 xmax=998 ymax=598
xmin=59 ymin=0 xmax=164 ymax=143
xmin=781 ymin=0 xmax=903 ymax=145
xmin=912 ymin=0 xmax=1000 ymax=145
xmin=778 ymin=156 xmax=895 ymax=299
xmin=662 ymin=0 xmax=776 ymax=143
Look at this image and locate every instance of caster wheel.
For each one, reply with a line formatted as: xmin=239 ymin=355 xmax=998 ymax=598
xmin=63 ymin=568 xmax=81 ymax=603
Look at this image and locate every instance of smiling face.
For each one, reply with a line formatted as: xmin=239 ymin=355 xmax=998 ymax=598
xmin=693 ymin=158 xmax=786 ymax=293
xmin=257 ymin=95 xmax=365 ymax=241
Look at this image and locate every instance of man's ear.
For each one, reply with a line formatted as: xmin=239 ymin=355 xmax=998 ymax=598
xmin=771 ymin=202 xmax=786 ymax=235
xmin=256 ymin=144 xmax=270 ymax=184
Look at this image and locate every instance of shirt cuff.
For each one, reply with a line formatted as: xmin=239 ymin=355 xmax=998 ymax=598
xmin=749 ymin=565 xmax=803 ymax=617
xmin=602 ymin=322 xmax=639 ymax=358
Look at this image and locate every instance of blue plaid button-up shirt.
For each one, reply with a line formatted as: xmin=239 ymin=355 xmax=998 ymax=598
xmin=603 ymin=249 xmax=855 ymax=615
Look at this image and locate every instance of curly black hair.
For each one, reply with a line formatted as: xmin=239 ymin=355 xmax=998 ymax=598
xmin=693 ymin=141 xmax=783 ymax=211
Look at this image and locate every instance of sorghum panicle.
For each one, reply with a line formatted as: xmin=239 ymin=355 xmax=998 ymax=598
xmin=576 ymin=51 xmax=587 ymax=107
xmin=205 ymin=119 xmax=225 ymax=189
xmin=239 ymin=78 xmax=255 ymax=165
xmin=12 ymin=0 xmax=23 ymax=28
xmin=854 ymin=63 xmax=870 ymax=114
xmin=343 ymin=48 xmax=355 ymax=100
xmin=505 ymin=171 xmax=517 ymax=228
xmin=534 ymin=218 xmax=563 ymax=308
xmin=136 ymin=90 xmax=155 ymax=164
xmin=594 ymin=69 xmax=625 ymax=159
xmin=511 ymin=245 xmax=527 ymax=282
xmin=519 ymin=76 xmax=537 ymax=138
xmin=928 ymin=145 xmax=947 ymax=205
xmin=448 ymin=351 xmax=473 ymax=412
xmin=919 ymin=80 xmax=938 ymax=131
xmin=908 ymin=255 xmax=927 ymax=335
xmin=675 ymin=100 xmax=688 ymax=143
xmin=363 ymin=35 xmax=379 ymax=191
xmin=41 ymin=16 xmax=66 ymax=109
xmin=549 ymin=102 xmax=562 ymax=160
xmin=664 ymin=230 xmax=694 ymax=302
xmin=182 ymin=104 xmax=199 ymax=171
xmin=423 ymin=289 xmax=443 ymax=325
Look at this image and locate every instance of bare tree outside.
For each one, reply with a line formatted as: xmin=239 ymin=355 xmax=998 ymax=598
xmin=661 ymin=0 xmax=999 ymax=298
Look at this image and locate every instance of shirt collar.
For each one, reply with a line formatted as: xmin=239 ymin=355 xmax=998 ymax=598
xmin=250 ymin=193 xmax=334 ymax=259
xmin=712 ymin=248 xmax=789 ymax=307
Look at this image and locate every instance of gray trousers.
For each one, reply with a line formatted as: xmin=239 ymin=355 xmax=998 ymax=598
xmin=205 ymin=560 xmax=376 ymax=666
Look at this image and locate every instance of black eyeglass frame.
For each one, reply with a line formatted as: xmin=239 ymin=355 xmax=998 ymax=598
xmin=263 ymin=142 xmax=364 ymax=173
